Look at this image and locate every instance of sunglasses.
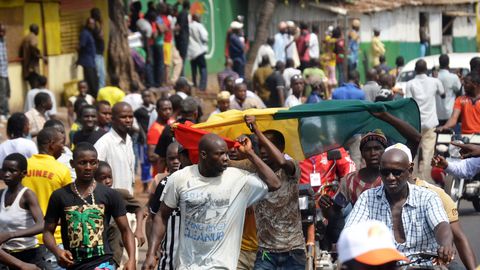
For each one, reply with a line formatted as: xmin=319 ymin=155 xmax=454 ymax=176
xmin=379 ymin=168 xmax=408 ymax=177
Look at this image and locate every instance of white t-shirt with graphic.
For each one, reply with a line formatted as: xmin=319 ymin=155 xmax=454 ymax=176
xmin=161 ymin=165 xmax=268 ymax=269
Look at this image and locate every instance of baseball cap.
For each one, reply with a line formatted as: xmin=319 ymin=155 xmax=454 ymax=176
xmin=230 ymin=21 xmax=243 ymax=30
xmin=338 ymin=220 xmax=408 ymax=265
xmin=385 ymin=143 xmax=413 ymax=163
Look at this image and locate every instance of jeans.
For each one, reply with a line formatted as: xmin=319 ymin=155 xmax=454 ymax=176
xmin=420 ymin=42 xmax=429 ymax=57
xmin=233 ymin=58 xmax=245 ymax=79
xmin=253 ymin=249 xmax=306 ymax=270
xmin=138 ymin=144 xmax=152 ymax=182
xmin=190 ymin=53 xmax=207 ymax=91
xmin=0 ymin=77 xmax=9 ymax=116
xmin=336 ymin=64 xmax=345 ymax=86
xmin=82 ymin=66 xmax=99 ymax=98
xmin=95 ymin=54 xmax=106 ymax=89
xmin=43 ymin=244 xmax=66 ymax=270
xmin=152 ymin=44 xmax=165 ymax=87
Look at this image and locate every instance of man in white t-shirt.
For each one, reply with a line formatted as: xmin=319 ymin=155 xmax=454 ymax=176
xmin=143 ymin=133 xmax=281 ymax=270
xmin=405 ymin=59 xmax=445 ymax=181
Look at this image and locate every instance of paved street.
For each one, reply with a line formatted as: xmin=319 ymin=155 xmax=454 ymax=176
xmin=458 ymin=201 xmax=480 ymax=261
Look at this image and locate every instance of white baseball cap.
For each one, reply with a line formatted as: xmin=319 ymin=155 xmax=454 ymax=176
xmin=338 ymin=220 xmax=408 ymax=265
xmin=385 ymin=143 xmax=413 ymax=163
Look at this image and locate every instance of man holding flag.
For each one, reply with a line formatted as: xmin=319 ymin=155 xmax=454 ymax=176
xmin=143 ymin=133 xmax=281 ymax=269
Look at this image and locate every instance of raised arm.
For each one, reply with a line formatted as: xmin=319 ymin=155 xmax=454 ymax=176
xmin=236 ymin=135 xmax=281 ymax=191
xmin=371 ymin=111 xmax=422 ymax=157
xmin=245 ymin=115 xmax=295 ymax=175
xmin=114 ymin=215 xmax=136 ymax=270
xmin=142 ymin=203 xmax=174 ymax=270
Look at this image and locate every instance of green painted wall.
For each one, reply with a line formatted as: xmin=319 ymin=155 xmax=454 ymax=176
xmin=358 ymin=41 xmax=420 ymax=83
xmin=453 ymin=37 xmax=477 ymax=53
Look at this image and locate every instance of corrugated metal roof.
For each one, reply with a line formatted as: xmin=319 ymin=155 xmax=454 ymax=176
xmin=311 ymin=0 xmax=477 ymax=14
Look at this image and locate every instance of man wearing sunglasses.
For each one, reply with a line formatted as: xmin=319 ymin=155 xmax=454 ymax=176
xmin=346 ymin=143 xmax=455 ymax=266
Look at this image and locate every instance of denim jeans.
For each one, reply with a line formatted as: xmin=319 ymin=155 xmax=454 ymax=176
xmin=253 ymin=249 xmax=306 ymax=270
xmin=420 ymin=42 xmax=429 ymax=57
xmin=95 ymin=54 xmax=106 ymax=89
xmin=190 ymin=53 xmax=207 ymax=91
xmin=0 ymin=77 xmax=9 ymax=117
xmin=152 ymin=44 xmax=165 ymax=87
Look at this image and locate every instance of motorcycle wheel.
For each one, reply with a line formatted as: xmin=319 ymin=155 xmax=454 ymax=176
xmin=444 ymin=176 xmax=461 ymax=209
xmin=472 ymin=197 xmax=480 ymax=212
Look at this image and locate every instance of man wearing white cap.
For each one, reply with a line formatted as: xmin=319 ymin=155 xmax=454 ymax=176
xmin=346 ymin=143 xmax=455 ymax=266
xmin=229 ymin=21 xmax=246 ymax=78
xmin=338 ymin=220 xmax=408 ymax=269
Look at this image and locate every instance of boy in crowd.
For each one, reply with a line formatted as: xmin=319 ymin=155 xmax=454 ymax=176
xmin=0 ymin=154 xmax=45 ymax=269
xmin=95 ymin=161 xmax=145 ymax=268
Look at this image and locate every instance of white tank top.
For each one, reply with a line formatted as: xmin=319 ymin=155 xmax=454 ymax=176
xmin=0 ymin=187 xmax=38 ymax=250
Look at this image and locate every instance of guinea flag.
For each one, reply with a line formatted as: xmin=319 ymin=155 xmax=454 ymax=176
xmin=194 ymin=98 xmax=420 ymax=160
xmin=173 ymin=122 xmax=239 ymax=163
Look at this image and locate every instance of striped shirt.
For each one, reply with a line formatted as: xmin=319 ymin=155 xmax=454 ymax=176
xmin=340 ymin=171 xmax=382 ymax=205
xmin=149 ymin=177 xmax=180 ymax=270
xmin=346 ymin=183 xmax=448 ymax=261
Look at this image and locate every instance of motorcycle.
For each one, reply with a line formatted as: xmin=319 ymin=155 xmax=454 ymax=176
xmin=397 ymin=251 xmax=448 ymax=270
xmin=299 ymin=149 xmax=343 ymax=270
xmin=435 ymin=129 xmax=480 ymax=211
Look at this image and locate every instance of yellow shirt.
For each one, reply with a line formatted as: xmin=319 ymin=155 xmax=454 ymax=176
xmin=22 ymin=154 xmax=72 ymax=244
xmin=97 ymin=86 xmax=125 ymax=106
xmin=415 ymin=178 xmax=458 ymax=223
xmin=241 ymin=207 xmax=258 ymax=251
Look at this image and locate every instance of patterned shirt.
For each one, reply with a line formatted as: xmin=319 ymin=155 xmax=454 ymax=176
xmin=340 ymin=170 xmax=382 ymax=205
xmin=346 ymin=183 xmax=449 ymax=260
xmin=0 ymin=38 xmax=7 ymax=78
xmin=254 ymin=161 xmax=305 ymax=252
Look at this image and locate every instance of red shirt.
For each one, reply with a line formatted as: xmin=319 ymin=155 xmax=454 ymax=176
xmin=299 ymin=147 xmax=356 ymax=196
xmin=161 ymin=15 xmax=173 ymax=43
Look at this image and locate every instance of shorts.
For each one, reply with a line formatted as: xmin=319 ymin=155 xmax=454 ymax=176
xmin=163 ymin=42 xmax=172 ymax=66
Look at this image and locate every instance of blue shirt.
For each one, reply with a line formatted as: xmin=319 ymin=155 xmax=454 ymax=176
xmin=346 ymin=183 xmax=449 ymax=263
xmin=332 ymin=83 xmax=365 ymax=100
xmin=78 ymin=28 xmax=96 ymax=68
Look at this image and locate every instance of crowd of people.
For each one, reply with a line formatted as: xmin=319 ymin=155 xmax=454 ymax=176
xmin=1 ymin=3 xmax=480 ymax=270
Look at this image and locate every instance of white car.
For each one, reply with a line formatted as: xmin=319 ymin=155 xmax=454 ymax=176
xmin=395 ymin=52 xmax=480 ymax=93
